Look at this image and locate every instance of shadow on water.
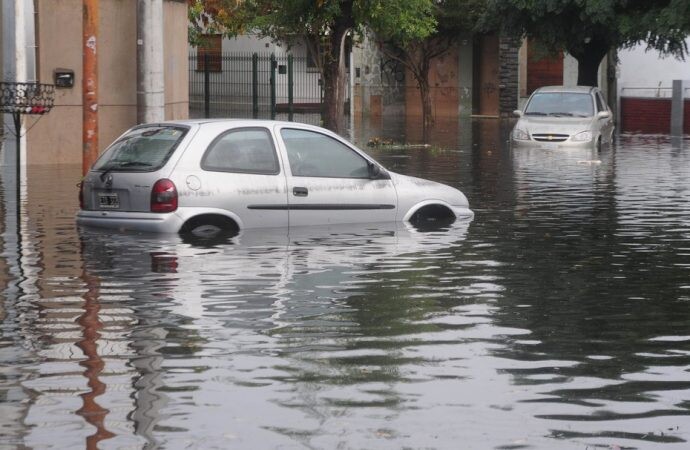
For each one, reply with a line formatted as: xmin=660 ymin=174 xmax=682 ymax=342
xmin=1 ymin=122 xmax=690 ymax=449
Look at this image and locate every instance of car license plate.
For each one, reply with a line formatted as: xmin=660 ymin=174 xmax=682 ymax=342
xmin=98 ymin=192 xmax=120 ymax=209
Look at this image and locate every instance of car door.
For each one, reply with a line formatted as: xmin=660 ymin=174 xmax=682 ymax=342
xmin=173 ymin=124 xmax=289 ymax=229
xmin=276 ymin=126 xmax=398 ymax=227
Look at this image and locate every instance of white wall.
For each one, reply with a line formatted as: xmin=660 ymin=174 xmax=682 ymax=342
xmin=563 ymin=53 xmax=608 ymax=93
xmin=618 ymin=39 xmax=690 ymax=98
xmin=223 ymin=34 xmax=282 ymax=54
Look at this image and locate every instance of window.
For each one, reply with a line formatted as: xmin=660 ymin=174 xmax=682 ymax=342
xmin=196 ymin=34 xmax=222 ymax=72
xmin=93 ymin=126 xmax=187 ymax=172
xmin=202 ymin=128 xmax=280 ymax=175
xmin=281 ymin=129 xmax=370 ymax=178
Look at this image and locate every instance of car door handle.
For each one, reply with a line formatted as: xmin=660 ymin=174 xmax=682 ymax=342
xmin=293 ymin=187 xmax=308 ymax=197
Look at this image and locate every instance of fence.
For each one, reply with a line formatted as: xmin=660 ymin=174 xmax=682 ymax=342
xmin=619 ymin=84 xmax=690 ymax=134
xmin=189 ymin=51 xmax=324 ymax=122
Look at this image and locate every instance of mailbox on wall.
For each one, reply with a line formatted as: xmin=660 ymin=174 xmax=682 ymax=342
xmin=54 ymin=69 xmax=74 ymax=88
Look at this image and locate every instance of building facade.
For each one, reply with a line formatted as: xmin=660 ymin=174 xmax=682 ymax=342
xmin=2 ymin=0 xmax=189 ymax=166
xmin=351 ymin=33 xmax=520 ymax=120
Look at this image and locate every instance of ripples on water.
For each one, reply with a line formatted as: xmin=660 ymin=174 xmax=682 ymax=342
xmin=0 ymin=126 xmax=689 ymax=449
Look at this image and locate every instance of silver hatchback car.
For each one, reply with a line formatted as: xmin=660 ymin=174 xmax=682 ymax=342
xmin=511 ymin=86 xmax=614 ymax=151
xmin=77 ymin=119 xmax=473 ymax=236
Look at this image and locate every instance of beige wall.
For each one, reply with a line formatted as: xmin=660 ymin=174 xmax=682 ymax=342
xmin=27 ymin=0 xmax=189 ymax=165
xmin=165 ymin=1 xmax=190 ymax=120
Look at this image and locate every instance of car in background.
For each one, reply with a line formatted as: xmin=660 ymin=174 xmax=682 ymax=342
xmin=77 ymin=119 xmax=473 ymax=236
xmin=511 ymin=86 xmax=614 ymax=151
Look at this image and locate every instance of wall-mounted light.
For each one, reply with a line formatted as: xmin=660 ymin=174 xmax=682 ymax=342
xmin=54 ymin=68 xmax=74 ymax=88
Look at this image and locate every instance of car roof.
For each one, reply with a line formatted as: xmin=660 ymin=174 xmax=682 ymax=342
xmin=156 ymin=118 xmax=317 ymax=128
xmin=143 ymin=118 xmax=332 ymax=134
xmin=534 ymin=85 xmax=598 ymax=94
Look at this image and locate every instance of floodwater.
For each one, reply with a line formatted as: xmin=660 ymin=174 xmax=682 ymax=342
xmin=1 ymin=119 xmax=689 ymax=449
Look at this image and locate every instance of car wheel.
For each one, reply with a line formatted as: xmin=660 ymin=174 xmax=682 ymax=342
xmin=189 ymin=223 xmax=225 ymax=238
xmin=180 ymin=215 xmax=239 ymax=240
xmin=408 ymin=204 xmax=456 ymax=231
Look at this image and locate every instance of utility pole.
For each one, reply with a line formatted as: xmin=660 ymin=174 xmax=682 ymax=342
xmin=137 ymin=0 xmax=165 ymax=124
xmin=83 ymin=0 xmax=98 ymax=175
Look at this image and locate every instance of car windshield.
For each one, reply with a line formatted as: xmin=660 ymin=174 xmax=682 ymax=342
xmin=93 ymin=126 xmax=187 ymax=171
xmin=524 ymin=92 xmax=594 ymax=117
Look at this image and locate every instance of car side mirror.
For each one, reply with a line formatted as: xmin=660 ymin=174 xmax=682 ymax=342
xmin=368 ymin=162 xmax=390 ymax=180
xmin=513 ymin=110 xmax=523 ymax=118
xmin=597 ymin=111 xmax=611 ymax=120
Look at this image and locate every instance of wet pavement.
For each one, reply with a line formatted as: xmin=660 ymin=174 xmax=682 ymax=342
xmin=1 ymin=119 xmax=689 ymax=449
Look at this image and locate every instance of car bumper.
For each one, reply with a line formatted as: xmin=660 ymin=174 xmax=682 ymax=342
xmin=451 ymin=206 xmax=474 ymax=220
xmin=76 ymin=210 xmax=183 ymax=233
xmin=511 ymin=139 xmax=596 ymax=150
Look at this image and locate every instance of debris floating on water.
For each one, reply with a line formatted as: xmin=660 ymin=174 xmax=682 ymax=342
xmin=367 ymin=136 xmax=431 ymax=149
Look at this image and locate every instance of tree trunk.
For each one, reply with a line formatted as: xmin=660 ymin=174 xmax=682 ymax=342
xmin=322 ymin=59 xmax=342 ymax=133
xmin=570 ymin=39 xmax=610 ymax=87
xmin=321 ymin=25 xmax=350 ymax=134
xmin=419 ymin=79 xmax=433 ymax=142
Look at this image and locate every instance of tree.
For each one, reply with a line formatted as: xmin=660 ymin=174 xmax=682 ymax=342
xmin=371 ymin=0 xmax=485 ymax=140
xmin=188 ymin=0 xmax=438 ymax=134
xmin=251 ymin=0 xmax=358 ymax=134
xmin=188 ymin=0 xmax=252 ymax=46
xmin=486 ymin=0 xmax=690 ymax=87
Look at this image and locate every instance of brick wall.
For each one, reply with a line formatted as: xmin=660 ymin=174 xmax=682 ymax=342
xmin=498 ymin=37 xmax=519 ymax=117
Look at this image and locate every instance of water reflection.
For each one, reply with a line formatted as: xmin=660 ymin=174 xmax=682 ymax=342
xmin=1 ymin=125 xmax=689 ymax=448
xmin=74 ymin=221 xmax=476 ymax=448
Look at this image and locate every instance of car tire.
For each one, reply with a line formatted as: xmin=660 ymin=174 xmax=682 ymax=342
xmin=189 ymin=223 xmax=225 ymax=238
xmin=180 ymin=215 xmax=239 ymax=240
xmin=596 ymin=137 xmax=602 ymax=152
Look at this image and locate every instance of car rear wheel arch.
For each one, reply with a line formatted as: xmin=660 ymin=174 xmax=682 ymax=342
xmin=180 ymin=214 xmax=239 ymax=238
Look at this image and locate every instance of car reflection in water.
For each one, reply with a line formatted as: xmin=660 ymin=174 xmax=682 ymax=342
xmin=80 ymin=219 xmax=472 ymax=305
xmin=75 ymin=219 xmax=471 ymax=445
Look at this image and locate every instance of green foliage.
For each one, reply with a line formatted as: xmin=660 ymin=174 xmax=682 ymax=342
xmin=188 ymin=0 xmax=254 ymax=46
xmin=367 ymin=0 xmax=437 ymax=48
xmin=486 ymin=0 xmax=690 ymax=58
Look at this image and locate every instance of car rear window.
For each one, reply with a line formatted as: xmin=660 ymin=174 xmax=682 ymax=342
xmin=93 ymin=125 xmax=188 ymax=172
xmin=525 ymin=92 xmax=594 ymax=117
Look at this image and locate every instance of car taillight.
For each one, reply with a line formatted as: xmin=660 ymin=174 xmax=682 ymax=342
xmin=78 ymin=182 xmax=84 ymax=209
xmin=151 ymin=179 xmax=178 ymax=213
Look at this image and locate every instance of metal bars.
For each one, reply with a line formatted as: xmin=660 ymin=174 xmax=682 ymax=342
xmin=189 ymin=51 xmax=323 ymax=122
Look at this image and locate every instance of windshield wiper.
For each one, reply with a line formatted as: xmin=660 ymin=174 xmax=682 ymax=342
xmin=141 ymin=128 xmax=164 ymax=137
xmin=549 ymin=112 xmax=574 ymax=117
xmin=524 ymin=111 xmax=547 ymax=116
xmin=99 ymin=161 xmax=153 ymax=181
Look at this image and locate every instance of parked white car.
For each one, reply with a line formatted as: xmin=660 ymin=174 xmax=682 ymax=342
xmin=511 ymin=86 xmax=614 ymax=151
xmin=77 ymin=119 xmax=473 ymax=236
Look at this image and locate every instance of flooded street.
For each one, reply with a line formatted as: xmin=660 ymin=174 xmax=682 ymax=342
xmin=1 ymin=119 xmax=689 ymax=449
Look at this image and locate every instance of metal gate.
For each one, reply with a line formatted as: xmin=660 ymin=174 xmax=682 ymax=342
xmin=189 ymin=51 xmax=323 ymax=122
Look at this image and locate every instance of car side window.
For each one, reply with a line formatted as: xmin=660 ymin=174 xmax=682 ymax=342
xmin=202 ymin=127 xmax=280 ymax=174
xmin=594 ymin=92 xmax=604 ymax=112
xmin=281 ymin=128 xmax=370 ymax=178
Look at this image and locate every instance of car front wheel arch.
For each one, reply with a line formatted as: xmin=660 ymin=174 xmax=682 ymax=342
xmin=408 ymin=203 xmax=456 ymax=227
xmin=180 ymin=214 xmax=239 ymax=238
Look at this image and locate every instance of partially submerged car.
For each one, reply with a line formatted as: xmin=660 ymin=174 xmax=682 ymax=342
xmin=77 ymin=119 xmax=473 ymax=236
xmin=511 ymin=86 xmax=614 ymax=151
